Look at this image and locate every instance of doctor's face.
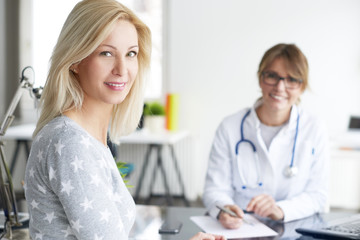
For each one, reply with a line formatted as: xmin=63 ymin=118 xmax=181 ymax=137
xmin=73 ymin=19 xmax=139 ymax=108
xmin=259 ymin=58 xmax=303 ymax=114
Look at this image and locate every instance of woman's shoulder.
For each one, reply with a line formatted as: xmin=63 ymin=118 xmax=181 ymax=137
xmin=297 ymin=107 xmax=328 ymax=135
xmin=33 ymin=116 xmax=92 ymax=149
xmin=221 ymin=108 xmax=250 ymax=124
xmin=217 ymin=108 xmax=250 ymax=132
xmin=298 ymin=107 xmax=323 ymax=125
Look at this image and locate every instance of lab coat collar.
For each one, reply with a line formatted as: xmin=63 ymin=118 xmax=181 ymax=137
xmin=249 ymin=99 xmax=300 ymax=132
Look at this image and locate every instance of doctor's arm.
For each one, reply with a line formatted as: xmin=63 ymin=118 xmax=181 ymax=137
xmin=203 ymin=122 xmax=237 ymax=220
xmin=275 ymin=123 xmax=330 ymax=222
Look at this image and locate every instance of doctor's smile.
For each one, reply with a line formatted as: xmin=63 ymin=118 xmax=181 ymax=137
xmin=269 ymin=93 xmax=287 ymax=101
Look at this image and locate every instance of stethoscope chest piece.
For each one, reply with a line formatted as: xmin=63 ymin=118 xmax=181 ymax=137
xmin=283 ymin=166 xmax=298 ymax=178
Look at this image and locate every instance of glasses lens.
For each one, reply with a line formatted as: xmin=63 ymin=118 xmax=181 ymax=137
xmin=285 ymin=77 xmax=302 ymax=89
xmin=263 ymin=72 xmax=278 ymax=85
xmin=262 ymin=72 xmax=302 ymax=89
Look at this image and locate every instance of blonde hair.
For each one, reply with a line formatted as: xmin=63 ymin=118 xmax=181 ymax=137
xmin=34 ymin=0 xmax=151 ymax=142
xmin=257 ymin=43 xmax=309 ymax=92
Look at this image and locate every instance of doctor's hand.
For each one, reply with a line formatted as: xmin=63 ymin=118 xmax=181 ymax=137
xmin=246 ymin=194 xmax=284 ymax=221
xmin=218 ymin=204 xmax=244 ymax=229
xmin=189 ymin=232 xmax=226 ymax=240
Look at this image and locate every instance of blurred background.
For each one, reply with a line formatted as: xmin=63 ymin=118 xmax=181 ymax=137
xmin=1 ymin=0 xmax=360 ymax=212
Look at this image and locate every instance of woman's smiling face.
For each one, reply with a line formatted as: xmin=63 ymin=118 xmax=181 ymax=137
xmin=73 ymin=19 xmax=139 ymax=108
xmin=259 ymin=57 xmax=303 ymax=113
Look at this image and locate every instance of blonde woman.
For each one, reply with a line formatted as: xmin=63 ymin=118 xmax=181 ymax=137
xmin=203 ymin=43 xmax=329 ymax=229
xmin=25 ymin=0 xmax=224 ymax=239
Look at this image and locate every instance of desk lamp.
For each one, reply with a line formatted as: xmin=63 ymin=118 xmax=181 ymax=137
xmin=0 ymin=66 xmax=42 ymax=239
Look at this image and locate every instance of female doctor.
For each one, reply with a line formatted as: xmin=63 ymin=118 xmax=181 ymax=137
xmin=203 ymin=43 xmax=329 ymax=229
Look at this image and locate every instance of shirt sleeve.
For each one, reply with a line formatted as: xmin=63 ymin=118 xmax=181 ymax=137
xmin=47 ymin=136 xmax=129 ymax=239
xmin=203 ymin=120 xmax=237 ymax=219
xmin=277 ymin=119 xmax=330 ymax=222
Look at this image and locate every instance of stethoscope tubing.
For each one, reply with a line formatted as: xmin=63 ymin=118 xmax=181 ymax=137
xmin=290 ymin=113 xmax=300 ymax=168
xmin=235 ymin=108 xmax=299 ymax=189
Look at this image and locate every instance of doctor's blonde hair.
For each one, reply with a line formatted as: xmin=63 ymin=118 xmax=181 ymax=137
xmin=257 ymin=43 xmax=309 ymax=92
xmin=33 ymin=0 xmax=152 ymax=142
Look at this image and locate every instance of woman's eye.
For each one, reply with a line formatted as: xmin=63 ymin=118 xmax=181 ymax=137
xmin=127 ymin=51 xmax=138 ymax=57
xmin=100 ymin=51 xmax=112 ymax=57
xmin=268 ymin=72 xmax=278 ymax=79
xmin=289 ymin=77 xmax=300 ymax=83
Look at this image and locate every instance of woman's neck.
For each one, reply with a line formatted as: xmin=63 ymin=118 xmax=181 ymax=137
xmin=63 ymin=102 xmax=113 ymax=146
xmin=255 ymin=105 xmax=291 ymax=126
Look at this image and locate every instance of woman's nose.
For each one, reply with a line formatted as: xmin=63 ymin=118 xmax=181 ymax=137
xmin=113 ymin=58 xmax=127 ymax=76
xmin=275 ymin=78 xmax=286 ymax=90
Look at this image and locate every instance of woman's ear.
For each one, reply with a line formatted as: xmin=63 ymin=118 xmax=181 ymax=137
xmin=70 ymin=63 xmax=79 ymax=74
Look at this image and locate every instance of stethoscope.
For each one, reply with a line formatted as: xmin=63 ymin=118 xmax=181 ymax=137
xmin=235 ymin=109 xmax=300 ymax=189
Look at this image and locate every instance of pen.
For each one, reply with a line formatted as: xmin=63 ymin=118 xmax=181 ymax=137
xmin=216 ymin=205 xmax=253 ymax=225
xmin=243 ymin=209 xmax=255 ymax=214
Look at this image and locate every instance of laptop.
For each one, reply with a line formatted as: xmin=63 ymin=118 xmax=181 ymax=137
xmin=296 ymin=214 xmax=360 ymax=239
xmin=349 ymin=116 xmax=360 ymax=130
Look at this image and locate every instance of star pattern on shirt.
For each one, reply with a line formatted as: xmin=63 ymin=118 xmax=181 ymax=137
xmin=49 ymin=167 xmax=57 ymax=181
xmin=61 ymin=180 xmax=74 ymax=196
xmin=112 ymin=192 xmax=124 ymax=204
xmin=61 ymin=226 xmax=74 ymax=238
xmin=70 ymin=219 xmax=83 ymax=233
xmin=90 ymin=174 xmax=101 ymax=187
xmin=54 ymin=123 xmax=63 ymax=129
xmin=29 ymin=167 xmax=35 ymax=178
xmin=99 ymin=208 xmax=111 ymax=223
xmin=34 ymin=132 xmax=43 ymax=143
xmin=98 ymin=157 xmax=107 ymax=169
xmin=117 ymin=219 xmax=124 ymax=232
xmin=37 ymin=184 xmax=46 ymax=194
xmin=44 ymin=211 xmax=57 ymax=224
xmin=94 ymin=234 xmax=104 ymax=240
xmin=80 ymin=135 xmax=91 ymax=148
xmin=54 ymin=140 xmax=65 ymax=156
xmin=37 ymin=149 xmax=44 ymax=162
xmin=125 ymin=208 xmax=135 ymax=222
xmin=71 ymin=156 xmax=84 ymax=173
xmin=31 ymin=199 xmax=39 ymax=209
xmin=80 ymin=197 xmax=94 ymax=212
xmin=35 ymin=232 xmax=43 ymax=240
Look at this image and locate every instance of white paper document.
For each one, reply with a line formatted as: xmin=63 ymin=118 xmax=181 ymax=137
xmin=190 ymin=215 xmax=278 ymax=239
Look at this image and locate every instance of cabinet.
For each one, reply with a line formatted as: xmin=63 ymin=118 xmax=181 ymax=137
xmin=329 ymin=148 xmax=360 ymax=210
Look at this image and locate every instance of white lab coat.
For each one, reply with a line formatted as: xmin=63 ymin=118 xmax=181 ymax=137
xmin=203 ymin=101 xmax=329 ymax=222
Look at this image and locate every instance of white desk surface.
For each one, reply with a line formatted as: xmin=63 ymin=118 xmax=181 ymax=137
xmin=119 ymin=129 xmax=189 ymax=145
xmin=1 ymin=123 xmax=35 ymax=140
xmin=1 ymin=123 xmax=189 ymax=145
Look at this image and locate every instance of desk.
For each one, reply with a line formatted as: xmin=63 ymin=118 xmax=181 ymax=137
xmin=0 ymin=124 xmax=35 ymax=175
xmin=134 ymin=205 xmax=352 ymax=240
xmin=130 ymin=206 xmax=357 ymax=240
xmin=3 ymin=205 xmax=355 ymax=240
xmin=119 ymin=130 xmax=190 ymax=207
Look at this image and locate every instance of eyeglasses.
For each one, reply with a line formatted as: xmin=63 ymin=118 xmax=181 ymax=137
xmin=262 ymin=71 xmax=303 ymax=89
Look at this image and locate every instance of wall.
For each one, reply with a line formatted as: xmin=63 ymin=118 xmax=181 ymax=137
xmin=0 ymin=0 xmax=5 ymax=119
xmin=0 ymin=0 xmax=33 ymax=194
xmin=0 ymin=0 xmax=20 ymax=120
xmin=165 ymin=0 xmax=360 ymax=199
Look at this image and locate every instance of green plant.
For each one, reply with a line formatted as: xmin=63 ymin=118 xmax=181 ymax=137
xmin=143 ymin=102 xmax=165 ymax=116
xmin=116 ymin=161 xmax=133 ymax=188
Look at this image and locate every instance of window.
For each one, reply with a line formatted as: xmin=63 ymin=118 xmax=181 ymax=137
xmin=32 ymin=0 xmax=162 ymax=98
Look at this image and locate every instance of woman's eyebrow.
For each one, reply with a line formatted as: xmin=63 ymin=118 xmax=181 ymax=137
xmin=99 ymin=44 xmax=117 ymax=50
xmin=99 ymin=44 xmax=139 ymax=50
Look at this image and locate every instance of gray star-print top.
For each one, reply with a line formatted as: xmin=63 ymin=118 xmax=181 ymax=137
xmin=24 ymin=116 xmax=136 ymax=240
